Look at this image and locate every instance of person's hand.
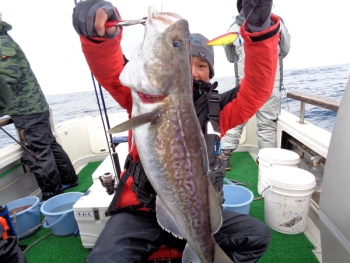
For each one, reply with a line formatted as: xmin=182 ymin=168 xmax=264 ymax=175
xmin=72 ymin=0 xmax=120 ymax=38
xmin=242 ymin=0 xmax=272 ymax=31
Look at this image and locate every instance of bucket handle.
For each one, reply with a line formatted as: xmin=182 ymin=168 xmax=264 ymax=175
xmin=254 ymin=185 xmax=271 ymax=201
xmin=223 ymin=178 xmax=235 ymax=185
xmin=261 ymin=185 xmax=271 ymax=196
xmin=42 ymin=213 xmax=68 ymax=229
xmin=26 ymin=206 xmax=40 ymax=214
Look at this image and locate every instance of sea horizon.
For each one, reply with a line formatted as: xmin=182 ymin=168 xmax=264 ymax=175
xmin=1 ymin=63 xmax=349 ymax=148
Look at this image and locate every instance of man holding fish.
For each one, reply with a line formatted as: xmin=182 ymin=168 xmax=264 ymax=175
xmin=72 ymin=0 xmax=279 ymax=262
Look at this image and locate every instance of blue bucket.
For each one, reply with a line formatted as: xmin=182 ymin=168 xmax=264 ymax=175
xmin=222 ymin=184 xmax=254 ymax=215
xmin=6 ymin=196 xmax=41 ymax=239
xmin=40 ymin=192 xmax=83 ymax=236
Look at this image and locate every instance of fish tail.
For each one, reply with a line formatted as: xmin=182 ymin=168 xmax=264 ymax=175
xmin=214 ymin=243 xmax=234 ymax=263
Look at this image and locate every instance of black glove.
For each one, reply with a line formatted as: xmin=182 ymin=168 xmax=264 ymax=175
xmin=72 ymin=0 xmax=120 ymax=38
xmin=242 ymin=0 xmax=272 ymax=32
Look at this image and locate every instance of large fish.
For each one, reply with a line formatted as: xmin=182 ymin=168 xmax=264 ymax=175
xmin=109 ymin=6 xmax=233 ymax=263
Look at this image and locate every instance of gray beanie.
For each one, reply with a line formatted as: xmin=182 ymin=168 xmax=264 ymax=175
xmin=191 ymin=33 xmax=215 ymax=79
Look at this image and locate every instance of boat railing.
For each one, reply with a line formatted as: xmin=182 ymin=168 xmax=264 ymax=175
xmin=287 ymin=92 xmax=341 ymax=124
xmin=0 ymin=108 xmax=55 ymax=133
xmin=0 ymin=110 xmax=54 ymax=178
xmin=0 ymin=116 xmax=13 ymax=128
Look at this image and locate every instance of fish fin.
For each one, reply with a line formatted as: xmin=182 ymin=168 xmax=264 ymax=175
xmin=182 ymin=243 xmax=201 ymax=263
xmin=199 ymin=136 xmax=209 ymax=175
xmin=207 ymin=178 xmax=223 ymax=234
xmin=214 ymin=243 xmax=234 ymax=263
xmin=156 ymin=196 xmax=184 ymax=239
xmin=108 ymin=110 xmax=161 ymax=134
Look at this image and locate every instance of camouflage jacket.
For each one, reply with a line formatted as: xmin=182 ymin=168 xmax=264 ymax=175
xmin=0 ymin=21 xmax=48 ymax=116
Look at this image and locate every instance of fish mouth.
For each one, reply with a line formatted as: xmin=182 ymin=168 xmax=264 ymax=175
xmin=137 ymin=92 xmax=168 ymax=104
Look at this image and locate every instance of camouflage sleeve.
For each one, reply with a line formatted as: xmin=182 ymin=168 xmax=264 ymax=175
xmin=0 ymin=75 xmax=12 ymax=110
xmin=0 ymin=29 xmax=48 ymax=115
xmin=0 ymin=36 xmax=21 ymax=85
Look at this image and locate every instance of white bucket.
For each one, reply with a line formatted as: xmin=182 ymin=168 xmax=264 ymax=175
xmin=258 ymin=148 xmax=300 ymax=196
xmin=264 ymin=166 xmax=316 ymax=234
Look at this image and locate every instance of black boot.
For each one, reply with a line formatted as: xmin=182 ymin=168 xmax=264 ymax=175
xmin=223 ymin=159 xmax=232 ymax=171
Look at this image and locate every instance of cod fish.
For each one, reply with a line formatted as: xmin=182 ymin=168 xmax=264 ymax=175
xmin=109 ymin=6 xmax=233 ymax=263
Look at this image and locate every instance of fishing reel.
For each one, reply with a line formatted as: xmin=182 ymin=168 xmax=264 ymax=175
xmin=99 ymin=172 xmax=116 ymax=195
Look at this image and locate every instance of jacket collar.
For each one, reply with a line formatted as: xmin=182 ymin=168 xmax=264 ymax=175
xmin=0 ymin=21 xmax=12 ymax=34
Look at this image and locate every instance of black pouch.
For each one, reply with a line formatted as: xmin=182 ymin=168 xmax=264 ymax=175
xmin=0 ymin=236 xmax=27 ymax=263
xmin=204 ymin=134 xmax=221 ymax=170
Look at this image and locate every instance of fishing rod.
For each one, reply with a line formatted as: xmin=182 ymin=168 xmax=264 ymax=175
xmin=72 ymin=0 xmax=137 ymax=183
xmin=0 ymin=127 xmax=41 ymax=161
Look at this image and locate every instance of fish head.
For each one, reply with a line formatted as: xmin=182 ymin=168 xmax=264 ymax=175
xmin=120 ymin=6 xmax=192 ymax=105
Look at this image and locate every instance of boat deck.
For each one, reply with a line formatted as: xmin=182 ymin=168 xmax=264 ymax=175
xmin=248 ymin=151 xmax=322 ymax=263
xmin=305 ymin=217 xmax=322 ymax=262
xmin=18 ymin=152 xmax=321 ymax=262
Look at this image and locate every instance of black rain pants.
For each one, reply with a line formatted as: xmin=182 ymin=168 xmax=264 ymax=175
xmin=86 ymin=209 xmax=271 ymax=263
xmin=11 ymin=110 xmax=77 ymax=199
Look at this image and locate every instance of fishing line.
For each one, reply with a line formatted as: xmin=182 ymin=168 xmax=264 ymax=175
xmin=281 ymin=84 xmax=290 ymax=112
xmin=73 ymin=0 xmax=120 ymax=182
xmin=244 ymin=1 xmax=275 ymax=26
xmin=90 ymin=70 xmax=119 ymax=182
xmin=243 ymin=2 xmax=257 ymax=24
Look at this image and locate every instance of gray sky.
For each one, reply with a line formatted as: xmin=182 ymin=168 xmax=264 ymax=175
xmin=1 ymin=0 xmax=349 ymax=95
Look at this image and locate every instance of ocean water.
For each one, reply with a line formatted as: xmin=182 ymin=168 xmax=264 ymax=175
xmin=1 ymin=63 xmax=349 ymax=149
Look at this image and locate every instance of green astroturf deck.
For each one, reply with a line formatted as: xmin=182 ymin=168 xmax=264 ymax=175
xmin=19 ymin=153 xmax=319 ymax=262
xmin=225 ymin=152 xmax=319 ymax=263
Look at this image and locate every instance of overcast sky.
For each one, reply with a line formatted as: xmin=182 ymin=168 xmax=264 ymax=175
xmin=1 ymin=0 xmax=349 ymax=95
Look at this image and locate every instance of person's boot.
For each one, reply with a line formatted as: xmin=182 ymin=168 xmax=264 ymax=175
xmin=62 ymin=179 xmax=79 ymax=190
xmin=223 ymin=159 xmax=231 ymax=171
xmin=40 ymin=189 xmax=64 ymax=202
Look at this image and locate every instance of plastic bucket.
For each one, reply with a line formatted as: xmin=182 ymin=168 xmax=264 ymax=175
xmin=40 ymin=192 xmax=83 ymax=236
xmin=222 ymin=184 xmax=254 ymax=215
xmin=264 ymin=166 xmax=316 ymax=234
xmin=258 ymin=148 xmax=300 ymax=196
xmin=6 ymin=196 xmax=41 ymax=239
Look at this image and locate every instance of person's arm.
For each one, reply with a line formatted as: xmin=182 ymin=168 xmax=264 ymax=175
xmin=79 ymin=35 xmax=132 ymax=113
xmin=278 ymin=20 xmax=291 ymax=59
xmin=219 ymin=14 xmax=280 ymax=137
xmin=0 ymin=33 xmax=20 ymax=112
xmin=0 ymin=33 xmax=21 ymax=86
xmin=72 ymin=0 xmax=132 ymax=114
xmin=0 ymin=76 xmax=12 ymax=110
xmin=224 ymin=23 xmax=245 ymax=85
xmin=224 ymin=23 xmax=241 ymax=63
